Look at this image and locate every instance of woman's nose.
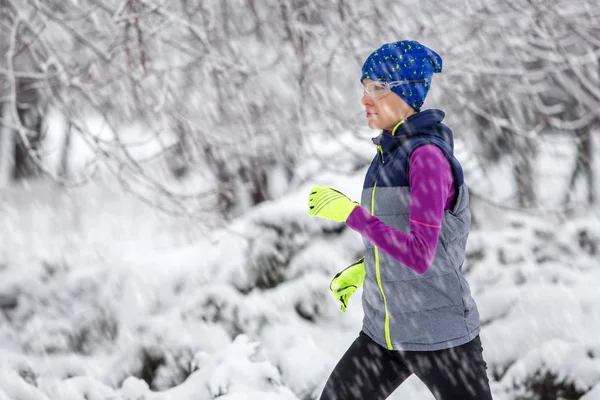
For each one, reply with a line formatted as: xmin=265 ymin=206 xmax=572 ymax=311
xmin=361 ymin=93 xmax=372 ymax=106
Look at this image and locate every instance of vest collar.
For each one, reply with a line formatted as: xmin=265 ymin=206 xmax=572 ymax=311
xmin=371 ymin=110 xmax=449 ymax=156
xmin=372 ymin=117 xmax=413 ymax=155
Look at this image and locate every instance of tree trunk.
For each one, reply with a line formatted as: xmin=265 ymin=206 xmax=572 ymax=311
xmin=498 ymin=94 xmax=538 ymax=208
xmin=583 ymin=128 xmax=595 ymax=204
xmin=0 ymin=101 xmax=15 ymax=187
xmin=58 ymin=122 xmax=73 ymax=180
xmin=565 ymin=125 xmax=595 ymax=205
xmin=204 ymin=145 xmax=234 ymax=216
xmin=243 ymin=163 xmax=268 ymax=206
xmin=514 ymin=151 xmax=537 ymax=207
xmin=511 ymin=132 xmax=537 ymax=208
xmin=14 ymin=100 xmax=43 ymax=180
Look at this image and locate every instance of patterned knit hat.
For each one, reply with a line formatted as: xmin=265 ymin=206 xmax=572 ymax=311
xmin=361 ymin=40 xmax=443 ymax=111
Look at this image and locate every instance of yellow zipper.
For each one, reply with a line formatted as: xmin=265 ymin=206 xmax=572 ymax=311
xmin=391 ymin=119 xmax=405 ymax=136
xmin=376 ymin=120 xmax=404 ymax=164
xmin=371 ymin=182 xmax=393 ymax=350
xmin=376 ymin=145 xmax=384 ymax=163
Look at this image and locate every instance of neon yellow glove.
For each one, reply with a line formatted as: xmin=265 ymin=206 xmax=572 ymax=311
xmin=329 ymin=257 xmax=366 ymax=312
xmin=307 ymin=185 xmax=359 ymax=223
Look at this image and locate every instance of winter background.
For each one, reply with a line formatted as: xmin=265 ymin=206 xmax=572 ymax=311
xmin=1 ymin=1 xmax=600 ymax=399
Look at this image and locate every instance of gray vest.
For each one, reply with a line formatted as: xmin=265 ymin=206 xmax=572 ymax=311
xmin=358 ymin=116 xmax=481 ymax=353
xmin=360 ymin=184 xmax=480 ymax=351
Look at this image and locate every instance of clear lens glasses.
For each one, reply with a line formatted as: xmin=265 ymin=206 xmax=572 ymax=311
xmin=361 ymin=78 xmax=428 ymax=100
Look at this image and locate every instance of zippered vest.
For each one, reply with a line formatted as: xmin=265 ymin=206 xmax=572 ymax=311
xmin=360 ymin=132 xmax=480 ymax=351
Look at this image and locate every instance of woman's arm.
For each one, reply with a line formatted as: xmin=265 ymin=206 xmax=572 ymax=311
xmin=345 ymin=145 xmax=455 ymax=274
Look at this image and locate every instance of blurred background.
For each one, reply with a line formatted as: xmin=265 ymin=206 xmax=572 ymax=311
xmin=1 ymin=0 xmax=599 ymax=399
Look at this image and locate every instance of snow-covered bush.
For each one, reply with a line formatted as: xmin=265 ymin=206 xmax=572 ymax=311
xmin=0 ymin=335 xmax=297 ymax=400
xmin=466 ymin=214 xmax=600 ymax=399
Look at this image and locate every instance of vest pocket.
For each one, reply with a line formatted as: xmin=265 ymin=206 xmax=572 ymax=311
xmin=388 ymin=304 xmax=470 ymax=345
xmin=381 ymin=274 xmax=470 ymax=345
xmin=383 ymin=272 xmax=464 ymax=315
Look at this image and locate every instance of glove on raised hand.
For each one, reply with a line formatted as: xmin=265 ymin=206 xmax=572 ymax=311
xmin=329 ymin=257 xmax=366 ymax=312
xmin=308 ymin=185 xmax=359 ymax=223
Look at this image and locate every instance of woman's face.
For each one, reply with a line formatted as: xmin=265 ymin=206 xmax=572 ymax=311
xmin=361 ymin=79 xmax=415 ymax=130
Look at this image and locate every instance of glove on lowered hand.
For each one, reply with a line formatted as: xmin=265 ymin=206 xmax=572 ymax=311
xmin=329 ymin=257 xmax=366 ymax=312
xmin=308 ymin=185 xmax=359 ymax=223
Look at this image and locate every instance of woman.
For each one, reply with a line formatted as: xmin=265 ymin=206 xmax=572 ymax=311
xmin=308 ymin=41 xmax=493 ymax=400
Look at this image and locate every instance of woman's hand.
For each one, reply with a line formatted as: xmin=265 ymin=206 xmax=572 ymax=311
xmin=329 ymin=257 xmax=366 ymax=312
xmin=308 ymin=185 xmax=359 ymax=223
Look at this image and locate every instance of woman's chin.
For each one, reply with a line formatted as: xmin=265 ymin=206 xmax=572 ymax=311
xmin=367 ymin=120 xmax=381 ymax=130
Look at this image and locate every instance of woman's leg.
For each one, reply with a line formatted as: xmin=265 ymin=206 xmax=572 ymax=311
xmin=320 ymin=331 xmax=412 ymax=400
xmin=402 ymin=335 xmax=493 ymax=400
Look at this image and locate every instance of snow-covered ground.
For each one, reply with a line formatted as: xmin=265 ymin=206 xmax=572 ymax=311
xmin=1 ymin=129 xmax=599 ymax=399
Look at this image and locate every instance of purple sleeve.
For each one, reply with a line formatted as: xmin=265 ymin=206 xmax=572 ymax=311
xmin=346 ymin=145 xmax=455 ymax=274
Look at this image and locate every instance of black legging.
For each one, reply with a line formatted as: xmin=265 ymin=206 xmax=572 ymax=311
xmin=319 ymin=331 xmax=493 ymax=400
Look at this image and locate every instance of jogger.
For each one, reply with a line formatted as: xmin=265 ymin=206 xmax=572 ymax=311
xmin=320 ymin=331 xmax=493 ymax=400
xmin=307 ymin=40 xmax=493 ymax=399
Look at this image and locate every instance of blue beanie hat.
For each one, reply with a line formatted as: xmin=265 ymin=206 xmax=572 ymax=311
xmin=361 ymin=40 xmax=443 ymax=111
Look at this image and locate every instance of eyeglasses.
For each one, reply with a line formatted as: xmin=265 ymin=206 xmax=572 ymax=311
xmin=361 ymin=78 xmax=428 ymax=100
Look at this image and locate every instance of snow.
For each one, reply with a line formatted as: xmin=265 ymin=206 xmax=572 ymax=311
xmin=582 ymin=383 xmax=600 ymax=400
xmin=0 ymin=130 xmax=599 ymax=399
